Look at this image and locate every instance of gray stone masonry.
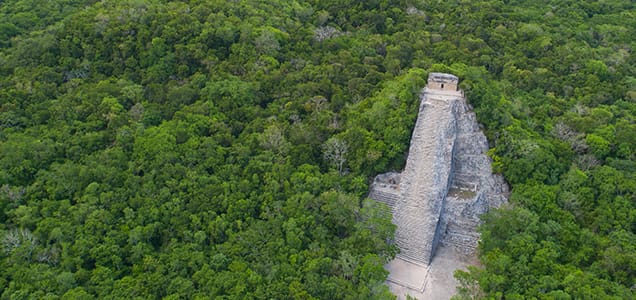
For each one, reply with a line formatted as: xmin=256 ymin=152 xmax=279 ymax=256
xmin=369 ymin=73 xmax=508 ymax=266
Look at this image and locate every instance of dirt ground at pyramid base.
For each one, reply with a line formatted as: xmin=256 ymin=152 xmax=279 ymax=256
xmin=386 ymin=244 xmax=479 ymax=300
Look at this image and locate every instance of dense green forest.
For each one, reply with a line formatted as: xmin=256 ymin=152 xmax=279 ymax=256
xmin=0 ymin=0 xmax=634 ymax=299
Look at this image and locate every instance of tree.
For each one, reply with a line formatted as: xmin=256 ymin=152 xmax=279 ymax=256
xmin=453 ymin=267 xmax=485 ymax=300
xmin=323 ymin=137 xmax=348 ymax=175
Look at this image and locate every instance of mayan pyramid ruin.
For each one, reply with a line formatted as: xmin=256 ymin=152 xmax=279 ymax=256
xmin=369 ymin=72 xmax=508 ymax=298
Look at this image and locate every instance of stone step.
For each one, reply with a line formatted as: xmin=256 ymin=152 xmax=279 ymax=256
xmin=445 ymin=229 xmax=480 ymax=240
xmin=396 ymin=252 xmax=431 ymax=267
xmin=444 ymin=220 xmax=481 ymax=249
xmin=441 ymin=232 xmax=479 ymax=253
xmin=445 ymin=216 xmax=480 ymax=227
xmin=369 ymin=189 xmax=400 ymax=208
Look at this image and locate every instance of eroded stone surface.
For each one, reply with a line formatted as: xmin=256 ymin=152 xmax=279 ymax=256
xmin=369 ymin=73 xmax=508 ymax=298
xmin=391 ymin=88 xmax=460 ymax=265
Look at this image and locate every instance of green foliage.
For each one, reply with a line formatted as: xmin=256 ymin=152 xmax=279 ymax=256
xmin=1 ymin=0 xmax=634 ymax=298
xmin=415 ymin=0 xmax=635 ymax=298
xmin=0 ymin=0 xmax=410 ymax=298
